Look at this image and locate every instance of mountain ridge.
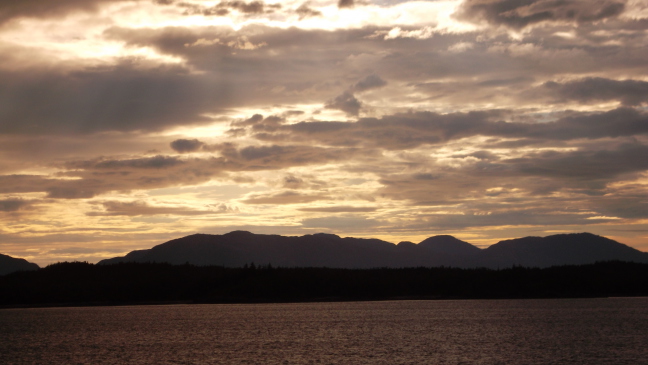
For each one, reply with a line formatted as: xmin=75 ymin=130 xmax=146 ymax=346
xmin=0 ymin=253 xmax=40 ymax=276
xmin=98 ymin=231 xmax=648 ymax=269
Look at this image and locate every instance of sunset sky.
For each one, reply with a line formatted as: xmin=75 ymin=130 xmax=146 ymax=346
xmin=1 ymin=0 xmax=647 ymax=265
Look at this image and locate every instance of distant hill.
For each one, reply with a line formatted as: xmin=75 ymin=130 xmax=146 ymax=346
xmin=0 ymin=253 xmax=39 ymax=275
xmin=481 ymin=233 xmax=648 ymax=268
xmin=418 ymin=235 xmax=482 ymax=255
xmin=98 ymin=231 xmax=648 ymax=269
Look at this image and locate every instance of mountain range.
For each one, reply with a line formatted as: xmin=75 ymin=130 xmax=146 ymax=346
xmin=0 ymin=253 xmax=39 ymax=276
xmin=96 ymin=231 xmax=648 ymax=269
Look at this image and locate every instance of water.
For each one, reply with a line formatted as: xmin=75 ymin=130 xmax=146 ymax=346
xmin=1 ymin=298 xmax=647 ymax=364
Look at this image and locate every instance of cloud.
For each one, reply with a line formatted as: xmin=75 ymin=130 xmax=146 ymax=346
xmin=66 ymin=155 xmax=185 ymax=170
xmin=370 ymin=140 xmax=648 ymax=227
xmin=0 ymin=155 xmax=221 ymax=199
xmin=338 ymin=0 xmax=355 ymax=9
xmin=506 ymin=143 xmax=648 ymax=180
xmin=259 ymin=108 xmax=648 ymax=149
xmin=301 ymin=216 xmax=380 ymax=229
xmin=0 ymin=175 xmax=104 ymax=199
xmin=352 ymin=74 xmax=387 ymax=92
xmin=97 ymin=23 xmax=647 ymax=124
xmin=381 ymin=26 xmax=435 ymax=40
xmin=86 ymin=200 xmax=234 ymax=216
xmin=46 ymin=247 xmax=126 ymax=254
xmin=543 ymin=77 xmax=648 ymax=106
xmin=178 ymin=1 xmax=281 ymax=16
xmin=0 ymin=64 xmax=229 ymax=135
xmin=231 ymin=114 xmax=286 ymax=133
xmin=295 ymin=2 xmax=322 ymax=19
xmin=171 ymin=139 xmax=206 ymax=153
xmin=458 ymin=0 xmax=627 ymax=29
xmin=0 ymin=0 xmax=131 ymax=25
xmin=0 ymin=198 xmax=34 ymax=212
xmin=325 ymin=91 xmax=362 ymax=116
xmin=243 ymin=191 xmax=329 ymax=204
xmin=233 ymin=144 xmax=359 ymax=167
xmin=298 ymin=206 xmax=377 ymax=213
xmin=0 ymin=141 xmax=366 ymax=200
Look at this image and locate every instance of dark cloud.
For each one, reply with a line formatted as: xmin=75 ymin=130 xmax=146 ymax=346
xmin=217 ymin=1 xmax=281 ymax=14
xmin=478 ymin=76 xmax=534 ymax=87
xmin=352 ymin=74 xmax=387 ymax=92
xmin=0 ymin=64 xmax=230 ymax=135
xmin=231 ymin=114 xmax=286 ymax=133
xmin=295 ymin=2 xmax=321 ymax=19
xmin=458 ymin=0 xmax=627 ymax=29
xmin=338 ymin=0 xmax=355 ymax=9
xmin=178 ymin=3 xmax=230 ymax=16
xmin=283 ymin=175 xmax=305 ymax=189
xmin=40 ymin=155 xmax=219 ymax=198
xmin=0 ymin=198 xmax=33 ymax=212
xmin=171 ymin=139 xmax=205 ymax=153
xmin=66 ymin=155 xmax=185 ymax=170
xmin=0 ymin=0 xmax=131 ymax=25
xmin=412 ymin=173 xmax=441 ymax=181
xmin=178 ymin=1 xmax=280 ymax=16
xmin=544 ymin=77 xmax=648 ymax=106
xmin=243 ymin=191 xmax=329 ymax=204
xmin=298 ymin=206 xmax=377 ymax=213
xmin=325 ymin=91 xmax=362 ymax=116
xmin=594 ymin=196 xmax=648 ymax=219
xmin=0 ymin=142 xmax=367 ymax=200
xmin=1 ymin=19 xmax=637 ymax=139
xmin=260 ymin=110 xmax=498 ymax=148
xmin=46 ymin=186 xmax=100 ymax=199
xmin=0 ymin=175 xmax=101 ymax=199
xmin=373 ymin=141 xmax=648 ymax=221
xmin=99 ymin=24 xmax=648 ymax=121
xmin=86 ymin=200 xmax=231 ymax=216
xmin=259 ymin=108 xmax=648 ymax=149
xmin=506 ymin=143 xmax=648 ymax=180
xmin=235 ymin=144 xmax=359 ymax=168
xmin=302 ymin=216 xmax=380 ymax=229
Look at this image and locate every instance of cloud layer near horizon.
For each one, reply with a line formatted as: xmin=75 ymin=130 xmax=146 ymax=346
xmin=0 ymin=0 xmax=647 ymax=265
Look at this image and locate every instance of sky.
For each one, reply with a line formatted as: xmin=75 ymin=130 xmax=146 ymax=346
xmin=0 ymin=0 xmax=647 ymax=266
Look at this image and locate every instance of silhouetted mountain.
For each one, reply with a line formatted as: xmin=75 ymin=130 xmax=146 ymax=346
xmin=98 ymin=231 xmax=648 ymax=269
xmin=481 ymin=233 xmax=648 ymax=268
xmin=0 ymin=253 xmax=39 ymax=276
xmin=418 ymin=235 xmax=481 ymax=255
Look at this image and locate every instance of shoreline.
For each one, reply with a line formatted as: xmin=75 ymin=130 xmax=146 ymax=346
xmin=4 ymin=294 xmax=646 ymax=310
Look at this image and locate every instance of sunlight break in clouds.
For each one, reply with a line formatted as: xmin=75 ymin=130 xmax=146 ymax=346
xmin=0 ymin=0 xmax=647 ymax=265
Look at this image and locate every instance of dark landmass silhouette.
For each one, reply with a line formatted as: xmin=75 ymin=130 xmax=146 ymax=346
xmin=0 ymin=253 xmax=39 ymax=276
xmin=98 ymin=231 xmax=648 ymax=269
xmin=2 ymin=261 xmax=647 ymax=307
xmin=3 ymin=231 xmax=648 ymax=307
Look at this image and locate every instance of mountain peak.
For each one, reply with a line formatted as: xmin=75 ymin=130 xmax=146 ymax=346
xmin=483 ymin=232 xmax=647 ymax=267
xmin=311 ymin=233 xmax=341 ymax=240
xmin=224 ymin=230 xmax=254 ymax=236
xmin=0 ymin=253 xmax=40 ymax=276
xmin=418 ymin=235 xmax=481 ymax=255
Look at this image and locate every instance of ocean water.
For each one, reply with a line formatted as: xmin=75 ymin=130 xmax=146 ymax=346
xmin=1 ymin=298 xmax=647 ymax=364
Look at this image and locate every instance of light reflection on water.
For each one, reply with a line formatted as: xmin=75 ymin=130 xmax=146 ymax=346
xmin=1 ymin=298 xmax=647 ymax=364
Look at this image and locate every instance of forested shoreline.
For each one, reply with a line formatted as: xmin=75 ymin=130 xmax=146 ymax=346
xmin=1 ymin=261 xmax=647 ymax=308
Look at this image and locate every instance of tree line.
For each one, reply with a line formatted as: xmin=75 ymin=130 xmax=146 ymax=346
xmin=1 ymin=261 xmax=647 ymax=307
